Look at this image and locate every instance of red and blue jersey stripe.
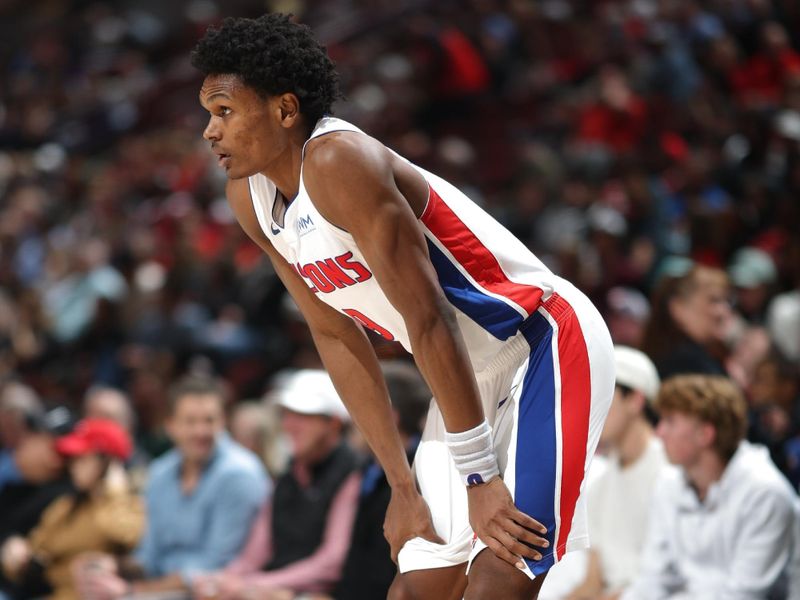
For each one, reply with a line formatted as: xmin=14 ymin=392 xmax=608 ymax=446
xmin=421 ymin=186 xmax=547 ymax=340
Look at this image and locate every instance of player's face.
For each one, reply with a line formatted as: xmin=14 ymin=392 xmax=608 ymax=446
xmin=656 ymin=410 xmax=707 ymax=467
xmin=199 ymin=74 xmax=285 ymax=179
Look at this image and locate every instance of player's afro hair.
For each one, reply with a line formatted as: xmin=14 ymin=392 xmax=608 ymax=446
xmin=191 ymin=14 xmax=342 ymax=125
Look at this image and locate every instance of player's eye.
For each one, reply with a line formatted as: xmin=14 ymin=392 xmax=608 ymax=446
xmin=218 ymin=106 xmax=232 ymax=117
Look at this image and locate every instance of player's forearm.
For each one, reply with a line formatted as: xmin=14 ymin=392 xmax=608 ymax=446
xmin=310 ymin=323 xmax=414 ymax=489
xmin=405 ymin=299 xmax=484 ymax=433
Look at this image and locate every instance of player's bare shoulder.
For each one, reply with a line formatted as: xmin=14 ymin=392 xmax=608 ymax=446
xmin=303 ymin=130 xmax=392 ymax=185
xmin=303 ymin=130 xmax=427 ymax=218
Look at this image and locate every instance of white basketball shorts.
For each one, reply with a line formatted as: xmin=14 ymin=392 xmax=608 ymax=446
xmin=397 ymin=279 xmax=615 ymax=579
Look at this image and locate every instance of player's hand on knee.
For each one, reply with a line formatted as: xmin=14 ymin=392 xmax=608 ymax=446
xmin=467 ymin=477 xmax=549 ymax=570
xmin=384 ymin=483 xmax=445 ymax=564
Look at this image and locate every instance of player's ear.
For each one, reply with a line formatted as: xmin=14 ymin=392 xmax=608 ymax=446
xmin=277 ymin=93 xmax=301 ymax=128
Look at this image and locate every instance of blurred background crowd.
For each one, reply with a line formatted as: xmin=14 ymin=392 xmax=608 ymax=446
xmin=1 ymin=0 xmax=800 ymax=598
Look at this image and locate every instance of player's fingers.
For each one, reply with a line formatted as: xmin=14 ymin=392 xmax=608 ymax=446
xmin=485 ymin=536 xmax=527 ymax=570
xmin=498 ymin=530 xmax=542 ymax=561
xmin=508 ymin=508 xmax=548 ymax=535
xmin=506 ymin=522 xmax=550 ymax=550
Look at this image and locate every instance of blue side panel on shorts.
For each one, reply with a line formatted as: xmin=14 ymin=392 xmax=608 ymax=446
xmin=516 ymin=313 xmax=558 ymax=575
xmin=425 ymin=238 xmax=523 ymax=340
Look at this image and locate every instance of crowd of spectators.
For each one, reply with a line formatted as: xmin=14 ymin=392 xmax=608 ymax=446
xmin=2 ymin=0 xmax=800 ymax=598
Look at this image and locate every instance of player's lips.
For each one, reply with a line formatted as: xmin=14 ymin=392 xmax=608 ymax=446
xmin=213 ymin=149 xmax=231 ymax=168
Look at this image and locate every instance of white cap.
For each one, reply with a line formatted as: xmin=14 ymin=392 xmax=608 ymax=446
xmin=728 ymin=247 xmax=777 ymax=288
xmin=275 ymin=369 xmax=350 ymax=422
xmin=614 ymin=346 xmax=660 ymax=403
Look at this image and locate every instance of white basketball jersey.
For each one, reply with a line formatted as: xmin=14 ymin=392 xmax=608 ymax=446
xmin=247 ymin=117 xmax=558 ymax=368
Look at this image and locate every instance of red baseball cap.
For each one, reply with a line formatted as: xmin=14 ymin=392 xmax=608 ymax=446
xmin=56 ymin=418 xmax=132 ymax=461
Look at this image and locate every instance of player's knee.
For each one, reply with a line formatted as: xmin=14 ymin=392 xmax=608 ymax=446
xmin=463 ymin=574 xmax=502 ymax=600
xmin=387 ymin=575 xmax=416 ymax=600
xmin=465 ymin=551 xmax=544 ymax=600
xmin=464 ymin=575 xmax=541 ymax=600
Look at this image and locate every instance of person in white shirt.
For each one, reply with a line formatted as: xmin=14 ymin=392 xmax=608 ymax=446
xmin=562 ymin=346 xmax=671 ymax=600
xmin=624 ymin=374 xmax=798 ymax=599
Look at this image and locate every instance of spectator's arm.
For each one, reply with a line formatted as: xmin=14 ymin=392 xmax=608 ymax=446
xmin=224 ymin=500 xmax=274 ymax=575
xmin=720 ymin=488 xmax=795 ymax=598
xmin=177 ymin=470 xmax=268 ymax=583
xmin=240 ymin=472 xmax=361 ymax=593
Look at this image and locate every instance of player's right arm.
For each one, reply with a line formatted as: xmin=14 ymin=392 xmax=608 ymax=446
xmin=224 ymin=177 xmax=443 ymax=559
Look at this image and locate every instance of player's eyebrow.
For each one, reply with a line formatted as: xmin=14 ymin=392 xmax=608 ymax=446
xmin=199 ymin=91 xmax=232 ymax=107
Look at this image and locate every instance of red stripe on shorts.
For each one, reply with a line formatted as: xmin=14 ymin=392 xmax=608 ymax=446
xmin=542 ymin=293 xmax=592 ymax=560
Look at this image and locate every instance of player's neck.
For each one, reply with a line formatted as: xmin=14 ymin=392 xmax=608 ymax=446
xmin=616 ymin=418 xmax=652 ymax=468
xmin=260 ymin=129 xmax=308 ymax=201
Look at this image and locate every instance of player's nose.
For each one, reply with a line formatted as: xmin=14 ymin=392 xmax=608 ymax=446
xmin=203 ymin=117 xmax=221 ymax=142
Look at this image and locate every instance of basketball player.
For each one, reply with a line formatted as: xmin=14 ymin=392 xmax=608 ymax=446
xmin=191 ymin=14 xmax=614 ymax=600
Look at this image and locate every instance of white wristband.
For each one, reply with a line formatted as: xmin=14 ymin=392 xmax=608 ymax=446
xmin=444 ymin=419 xmax=499 ymax=486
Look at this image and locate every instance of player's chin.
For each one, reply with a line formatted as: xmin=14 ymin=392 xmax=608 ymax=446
xmin=226 ymin=164 xmax=259 ymax=180
xmin=225 ymin=168 xmax=249 ymax=181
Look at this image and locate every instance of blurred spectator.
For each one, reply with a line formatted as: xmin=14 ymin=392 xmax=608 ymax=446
xmin=575 ymin=66 xmax=648 ymax=155
xmin=82 ymin=386 xmax=136 ymax=434
xmin=729 ymin=21 xmax=800 ymax=109
xmin=604 ymin=287 xmax=651 ymax=347
xmin=641 ymin=264 xmax=733 ymax=379
xmin=77 ymin=375 xmax=269 ymax=599
xmin=192 ymin=369 xmax=360 ymax=600
xmin=0 ymin=404 xmax=73 ymax=599
xmin=728 ymin=247 xmax=778 ymax=323
xmin=0 ymin=404 xmax=73 ymax=533
xmin=228 ymin=401 xmax=268 ymax=458
xmin=767 ymin=288 xmax=800 ymax=366
xmin=229 ymin=400 xmax=287 ymax=478
xmin=624 ymin=375 xmax=797 ymax=598
xmin=748 ymin=352 xmax=800 ymax=483
xmin=568 ymin=347 xmax=670 ymax=600
xmin=330 ymin=360 xmax=430 ymax=600
xmin=0 ymin=382 xmax=43 ymax=488
xmin=82 ymin=385 xmax=150 ymax=489
xmin=2 ymin=418 xmax=142 ymax=600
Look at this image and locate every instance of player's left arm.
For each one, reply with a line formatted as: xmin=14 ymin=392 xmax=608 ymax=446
xmin=303 ymin=133 xmax=548 ymax=568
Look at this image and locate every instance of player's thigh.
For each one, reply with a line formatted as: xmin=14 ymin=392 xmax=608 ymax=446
xmin=387 ymin=563 xmax=468 ymax=600
xmin=464 ymin=549 xmax=548 ymax=600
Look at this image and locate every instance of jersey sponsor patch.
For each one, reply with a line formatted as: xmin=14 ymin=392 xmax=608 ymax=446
xmin=297 ymin=214 xmax=316 ymax=236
